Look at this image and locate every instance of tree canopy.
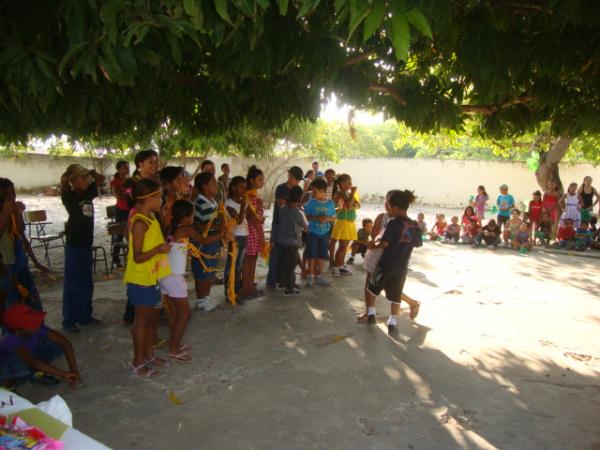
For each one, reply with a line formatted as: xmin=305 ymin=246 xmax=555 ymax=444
xmin=2 ymin=1 xmax=600 ymax=146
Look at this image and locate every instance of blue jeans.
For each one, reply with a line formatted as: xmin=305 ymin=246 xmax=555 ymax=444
xmin=266 ymin=243 xmax=281 ymax=288
xmin=224 ymin=236 xmax=247 ymax=301
xmin=0 ymin=339 xmax=63 ymax=385
xmin=63 ymin=245 xmax=94 ymax=327
xmin=8 ymin=238 xmax=42 ymax=311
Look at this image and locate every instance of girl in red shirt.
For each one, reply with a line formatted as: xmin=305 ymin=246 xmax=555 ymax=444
xmin=528 ymin=190 xmax=543 ymax=232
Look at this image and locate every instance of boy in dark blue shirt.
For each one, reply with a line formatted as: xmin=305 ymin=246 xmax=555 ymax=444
xmin=367 ymin=190 xmax=422 ymax=332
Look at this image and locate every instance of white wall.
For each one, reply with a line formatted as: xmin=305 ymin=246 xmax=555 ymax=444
xmin=3 ymin=155 xmax=599 ymax=208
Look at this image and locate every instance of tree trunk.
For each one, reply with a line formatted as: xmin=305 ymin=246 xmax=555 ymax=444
xmin=535 ymin=136 xmax=573 ymax=193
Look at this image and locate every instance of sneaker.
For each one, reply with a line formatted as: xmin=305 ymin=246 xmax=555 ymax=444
xmin=339 ymin=265 xmax=353 ymax=276
xmin=347 ymin=257 xmax=354 ymax=265
xmin=306 ymin=276 xmax=315 ymax=287
xmin=331 ymin=267 xmax=340 ymax=277
xmin=367 ymin=314 xmax=376 ymax=325
xmin=195 ymin=297 xmax=217 ymax=312
xmin=316 ymin=276 xmax=331 ymax=287
xmin=387 ymin=323 xmax=397 ymax=333
xmin=63 ymin=324 xmax=81 ymax=333
xmin=284 ymin=288 xmax=301 ymax=296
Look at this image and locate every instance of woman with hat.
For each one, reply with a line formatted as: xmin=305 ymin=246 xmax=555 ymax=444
xmin=60 ymin=164 xmax=105 ymax=333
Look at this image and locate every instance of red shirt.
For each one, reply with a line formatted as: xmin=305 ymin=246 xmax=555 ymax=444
xmin=528 ymin=200 xmax=543 ymax=223
xmin=462 ymin=215 xmax=480 ymax=236
xmin=557 ymin=226 xmax=576 ymax=241
xmin=111 ymin=177 xmax=130 ymax=211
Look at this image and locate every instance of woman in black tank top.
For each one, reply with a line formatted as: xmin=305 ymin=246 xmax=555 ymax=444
xmin=578 ymin=176 xmax=599 ymax=220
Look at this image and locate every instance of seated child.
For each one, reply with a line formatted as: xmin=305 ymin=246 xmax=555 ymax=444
xmin=428 ymin=214 xmax=446 ymax=241
xmin=574 ymin=221 xmax=592 ymax=251
xmin=535 ymin=212 xmax=553 ymax=247
xmin=554 ymin=218 xmax=576 ymax=250
xmin=0 ymin=303 xmax=81 ymax=389
xmin=590 ymin=216 xmax=598 ymax=240
xmin=348 ymin=218 xmax=373 ymax=264
xmin=473 ymin=219 xmax=502 ymax=249
xmin=503 ymin=209 xmax=522 ymax=246
xmin=461 ymin=206 xmax=480 ymax=244
xmin=416 ymin=213 xmax=427 ymax=236
xmin=511 ymin=222 xmax=532 ymax=251
xmin=443 ymin=216 xmax=461 ymax=243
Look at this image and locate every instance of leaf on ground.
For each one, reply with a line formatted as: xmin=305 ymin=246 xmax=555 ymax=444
xmin=169 ymin=390 xmax=184 ymax=405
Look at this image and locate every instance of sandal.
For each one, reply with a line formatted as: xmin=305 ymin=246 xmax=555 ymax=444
xmin=167 ymin=352 xmax=193 ymax=363
xmin=409 ymin=301 xmax=421 ymax=320
xmin=130 ymin=363 xmax=158 ymax=378
xmin=144 ymin=355 xmax=171 ymax=368
xmin=179 ymin=344 xmax=191 ymax=353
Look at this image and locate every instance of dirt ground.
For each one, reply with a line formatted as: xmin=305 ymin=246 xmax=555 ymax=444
xmin=15 ymin=237 xmax=600 ymax=450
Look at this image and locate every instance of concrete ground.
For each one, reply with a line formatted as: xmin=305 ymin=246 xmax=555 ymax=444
xmin=17 ymin=241 xmax=600 ymax=450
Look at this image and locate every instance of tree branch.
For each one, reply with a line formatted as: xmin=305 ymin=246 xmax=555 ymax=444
xmin=460 ymin=94 xmax=534 ymax=115
xmin=345 ymin=53 xmax=375 ymax=67
xmin=368 ymin=84 xmax=406 ymax=106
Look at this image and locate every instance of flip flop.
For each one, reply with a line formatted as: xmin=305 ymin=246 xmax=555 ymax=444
xmin=409 ymin=301 xmax=421 ymax=320
xmin=130 ymin=363 xmax=158 ymax=378
xmin=144 ymin=355 xmax=171 ymax=368
xmin=167 ymin=352 xmax=193 ymax=363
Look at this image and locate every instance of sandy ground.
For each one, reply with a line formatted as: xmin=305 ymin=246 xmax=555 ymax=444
xmin=14 ymin=237 xmax=600 ymax=450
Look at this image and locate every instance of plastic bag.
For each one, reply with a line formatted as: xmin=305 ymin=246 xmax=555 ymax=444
xmin=35 ymin=396 xmax=72 ymax=427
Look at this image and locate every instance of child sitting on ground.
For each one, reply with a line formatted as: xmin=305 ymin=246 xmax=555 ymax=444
xmin=461 ymin=206 xmax=480 ymax=244
xmin=443 ymin=216 xmax=461 ymax=243
xmin=554 ymin=218 xmax=577 ymax=250
xmin=277 ymin=186 xmax=308 ymax=296
xmin=0 ymin=303 xmax=81 ymax=389
xmin=428 ymin=214 xmax=447 ymax=241
xmin=304 ymin=178 xmax=335 ymax=287
xmin=367 ymin=190 xmax=422 ymax=332
xmin=590 ymin=216 xmax=598 ymax=239
xmin=574 ymin=221 xmax=592 ymax=251
xmin=416 ymin=213 xmax=427 ymax=236
xmin=503 ymin=209 xmax=522 ymax=246
xmin=348 ymin=218 xmax=373 ymax=264
xmin=473 ymin=219 xmax=502 ymax=249
xmin=535 ymin=212 xmax=553 ymax=247
xmin=511 ymin=222 xmax=532 ymax=252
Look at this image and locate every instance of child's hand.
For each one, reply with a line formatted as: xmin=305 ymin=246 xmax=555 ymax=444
xmin=156 ymin=243 xmax=171 ymax=254
xmin=63 ymin=372 xmax=80 ymax=388
xmin=318 ymin=216 xmax=327 ymax=223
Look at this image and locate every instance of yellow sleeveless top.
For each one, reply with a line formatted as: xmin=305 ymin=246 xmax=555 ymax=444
xmin=124 ymin=213 xmax=171 ymax=286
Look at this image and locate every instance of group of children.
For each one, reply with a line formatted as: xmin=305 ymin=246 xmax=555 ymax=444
xmin=423 ymin=179 xmax=600 ymax=252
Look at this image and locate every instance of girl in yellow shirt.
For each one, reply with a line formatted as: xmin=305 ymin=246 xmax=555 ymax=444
xmin=124 ymin=179 xmax=171 ymax=378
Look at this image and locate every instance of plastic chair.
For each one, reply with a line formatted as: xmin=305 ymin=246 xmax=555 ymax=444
xmin=24 ymin=210 xmax=65 ymax=268
xmin=106 ymin=221 xmax=128 ymax=271
xmin=92 ymin=246 xmax=109 ymax=277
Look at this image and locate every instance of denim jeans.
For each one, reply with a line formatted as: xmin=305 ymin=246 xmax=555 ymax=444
xmin=266 ymin=243 xmax=281 ymax=288
xmin=63 ymin=244 xmax=94 ymax=327
xmin=0 ymin=338 xmax=64 ymax=385
xmin=278 ymin=245 xmax=299 ymax=291
xmin=8 ymin=238 xmax=42 ymax=311
xmin=224 ymin=236 xmax=247 ymax=301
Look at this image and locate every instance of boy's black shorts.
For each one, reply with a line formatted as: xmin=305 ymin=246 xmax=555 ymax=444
xmin=367 ymin=266 xmax=408 ymax=303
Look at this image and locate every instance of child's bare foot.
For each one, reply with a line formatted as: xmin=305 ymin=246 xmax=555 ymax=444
xmin=409 ymin=301 xmax=421 ymax=320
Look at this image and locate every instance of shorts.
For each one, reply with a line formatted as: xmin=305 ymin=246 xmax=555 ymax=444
xmin=126 ymin=283 xmax=161 ymax=307
xmin=353 ymin=243 xmax=368 ymax=256
xmin=306 ymin=233 xmax=329 ymax=260
xmin=497 ymin=215 xmax=510 ymax=227
xmin=159 ymin=274 xmax=188 ymax=298
xmin=191 ymin=241 xmax=222 ymax=281
xmin=363 ymin=248 xmax=383 ymax=273
xmin=367 ymin=266 xmax=408 ymax=303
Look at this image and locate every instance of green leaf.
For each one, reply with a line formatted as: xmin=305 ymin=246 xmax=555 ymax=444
xmin=363 ymin=0 xmax=386 ymax=42
xmin=390 ymin=12 xmax=410 ymax=61
xmin=58 ymin=41 xmax=90 ymax=75
xmin=347 ymin=0 xmax=370 ymax=41
xmin=277 ymin=0 xmax=289 ymax=15
xmin=99 ymin=0 xmax=125 ymax=43
xmin=169 ymin=37 xmax=183 ymax=65
xmin=214 ymin=0 xmax=233 ymax=25
xmin=183 ymin=0 xmax=199 ymax=16
xmin=405 ymin=8 xmax=432 ymax=39
xmin=335 ymin=0 xmax=346 ymax=14
xmin=135 ymin=48 xmax=162 ymax=66
xmin=256 ymin=0 xmax=269 ymax=11
xmin=297 ymin=0 xmax=319 ymax=18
